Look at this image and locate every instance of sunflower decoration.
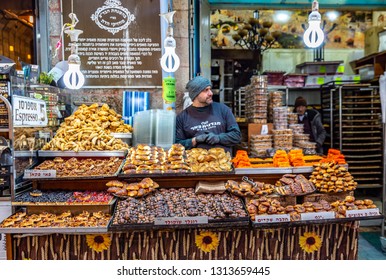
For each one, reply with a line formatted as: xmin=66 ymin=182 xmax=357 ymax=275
xmin=299 ymin=231 xmax=322 ymax=253
xmin=195 ymin=231 xmax=220 ymax=253
xmin=86 ymin=234 xmax=112 ymax=253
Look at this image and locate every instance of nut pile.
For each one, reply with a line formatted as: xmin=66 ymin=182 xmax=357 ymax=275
xmin=225 ymin=179 xmax=274 ymax=197
xmin=186 ymin=147 xmax=232 ymax=172
xmin=34 ymin=157 xmax=122 ymax=177
xmin=113 ymin=188 xmax=247 ymax=224
xmin=275 ymin=174 xmax=316 ymax=195
xmin=106 ymin=178 xmax=159 ymax=198
xmin=42 ymin=103 xmax=131 ymax=151
xmin=309 ymin=162 xmax=357 ymax=193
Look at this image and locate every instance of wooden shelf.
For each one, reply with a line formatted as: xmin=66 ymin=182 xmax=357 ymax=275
xmin=350 ymin=50 xmax=386 ymax=81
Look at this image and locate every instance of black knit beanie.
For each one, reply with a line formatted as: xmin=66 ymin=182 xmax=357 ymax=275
xmin=186 ymin=76 xmax=212 ymax=101
xmin=294 ymin=96 xmax=307 ymax=108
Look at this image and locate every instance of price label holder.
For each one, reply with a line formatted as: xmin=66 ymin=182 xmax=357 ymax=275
xmin=261 ymin=124 xmax=268 ymax=135
xmin=300 ymin=211 xmax=335 ymax=221
xmin=254 ymin=214 xmax=290 ymax=224
xmin=24 ymin=169 xmax=57 ymax=179
xmin=154 ymin=216 xmax=208 ymax=226
xmin=346 ymin=208 xmax=380 ymax=218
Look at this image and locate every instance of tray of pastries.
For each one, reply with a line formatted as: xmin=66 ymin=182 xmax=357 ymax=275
xmin=109 ymin=187 xmax=249 ymax=230
xmin=225 ymin=179 xmax=275 ymax=198
xmin=25 ymin=156 xmax=124 ymax=180
xmin=121 ymin=144 xmax=191 ymax=175
xmin=274 ymin=174 xmax=316 ymax=196
xmin=41 ymin=103 xmax=131 ymax=152
xmin=186 ymin=147 xmax=233 ymax=174
xmin=0 ymin=210 xmax=111 ymax=234
xmin=13 ymin=190 xmax=116 ymax=215
xmin=13 ymin=190 xmax=115 ymax=206
xmin=106 ymin=178 xmax=159 ymax=198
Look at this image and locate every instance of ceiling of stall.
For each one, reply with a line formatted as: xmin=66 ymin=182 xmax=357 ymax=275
xmin=208 ymin=0 xmax=386 ymax=9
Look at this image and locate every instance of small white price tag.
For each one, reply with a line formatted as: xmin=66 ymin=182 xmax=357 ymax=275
xmin=261 ymin=124 xmax=268 ymax=135
xmin=301 ymin=211 xmax=335 ymax=221
xmin=154 ymin=216 xmax=208 ymax=226
xmin=254 ymin=214 xmax=290 ymax=224
xmin=24 ymin=169 xmax=56 ymax=179
xmin=346 ymin=208 xmax=380 ymax=218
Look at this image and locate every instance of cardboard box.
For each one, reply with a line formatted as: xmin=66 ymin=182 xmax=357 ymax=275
xmin=364 ymin=27 xmax=384 ymax=56
xmin=248 ymin=123 xmax=273 ymax=153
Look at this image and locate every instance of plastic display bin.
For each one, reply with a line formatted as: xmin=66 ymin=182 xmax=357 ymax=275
xmin=154 ymin=109 xmax=176 ymax=150
xmin=296 ymin=61 xmax=343 ymax=75
xmin=133 ymin=110 xmax=154 ymax=146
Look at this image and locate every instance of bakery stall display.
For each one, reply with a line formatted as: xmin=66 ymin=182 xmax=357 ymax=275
xmin=41 ymin=103 xmax=132 ymax=151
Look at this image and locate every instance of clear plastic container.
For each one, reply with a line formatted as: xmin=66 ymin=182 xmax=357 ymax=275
xmin=133 ymin=110 xmax=154 ymax=146
xmin=154 ymin=109 xmax=176 ymax=150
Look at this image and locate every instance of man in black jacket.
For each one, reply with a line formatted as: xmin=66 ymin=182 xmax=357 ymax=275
xmin=175 ymin=76 xmax=241 ymax=153
xmin=294 ymin=96 xmax=326 ymax=154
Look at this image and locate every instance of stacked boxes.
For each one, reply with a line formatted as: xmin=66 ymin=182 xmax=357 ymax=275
xmin=245 ymin=75 xmax=268 ymax=124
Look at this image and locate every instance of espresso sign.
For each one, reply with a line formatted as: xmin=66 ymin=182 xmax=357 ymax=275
xmin=62 ymin=0 xmax=162 ymax=88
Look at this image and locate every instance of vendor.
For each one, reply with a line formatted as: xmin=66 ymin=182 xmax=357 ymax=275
xmin=175 ymin=76 xmax=241 ymax=153
xmin=294 ymin=96 xmax=326 ymax=154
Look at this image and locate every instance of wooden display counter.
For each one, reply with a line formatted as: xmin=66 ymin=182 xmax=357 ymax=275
xmin=4 ymin=166 xmax=381 ymax=260
xmin=7 ymin=220 xmax=360 ymax=260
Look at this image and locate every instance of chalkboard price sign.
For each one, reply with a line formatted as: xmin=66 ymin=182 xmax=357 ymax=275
xmin=62 ymin=0 xmax=162 ymax=88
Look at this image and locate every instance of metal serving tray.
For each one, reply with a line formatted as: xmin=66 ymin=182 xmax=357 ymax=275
xmin=23 ymin=157 xmax=125 ymax=181
xmin=0 ymin=224 xmax=109 ymax=234
xmin=235 ymin=167 xmax=292 ymax=175
xmin=108 ymin=195 xmax=249 ymax=231
xmin=38 ymin=150 xmax=128 ymax=158
xmin=250 ymin=215 xmax=384 ymax=229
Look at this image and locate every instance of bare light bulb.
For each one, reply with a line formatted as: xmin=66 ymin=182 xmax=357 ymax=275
xmin=63 ymin=63 xmax=85 ymax=90
xmin=160 ymin=36 xmax=180 ymax=73
xmin=303 ymin=1 xmax=324 ymax=48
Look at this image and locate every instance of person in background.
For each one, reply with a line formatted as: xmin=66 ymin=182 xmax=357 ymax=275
xmin=294 ymin=96 xmax=327 ymax=154
xmin=175 ymin=76 xmax=241 ymax=153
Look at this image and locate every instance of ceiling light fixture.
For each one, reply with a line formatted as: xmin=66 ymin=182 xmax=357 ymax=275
xmin=160 ymin=11 xmax=180 ymax=73
xmin=232 ymin=10 xmax=281 ymax=51
xmin=62 ymin=0 xmax=85 ymax=90
xmin=303 ymin=0 xmax=325 ymax=48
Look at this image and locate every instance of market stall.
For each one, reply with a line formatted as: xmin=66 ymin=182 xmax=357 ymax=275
xmin=0 ymin=103 xmax=382 ymax=260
